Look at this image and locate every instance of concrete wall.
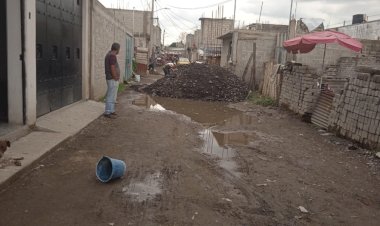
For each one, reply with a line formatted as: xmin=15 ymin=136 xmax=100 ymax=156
xmin=24 ymin=0 xmax=37 ymax=125
xmin=279 ymin=65 xmax=320 ymax=115
xmin=90 ymin=1 xmax=128 ymax=100
xmin=295 ymin=40 xmax=380 ymax=74
xmin=6 ymin=0 xmax=23 ymax=124
xmin=221 ymin=31 xmax=277 ymax=89
xmin=329 ymin=58 xmax=380 ymax=148
xmin=334 ymin=20 xmax=380 ymax=40
xmin=110 ymin=9 xmax=162 ymax=49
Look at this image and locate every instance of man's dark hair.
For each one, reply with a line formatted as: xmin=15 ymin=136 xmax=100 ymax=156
xmin=111 ymin=43 xmax=120 ymax=51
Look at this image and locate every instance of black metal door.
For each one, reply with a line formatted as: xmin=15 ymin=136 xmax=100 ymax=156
xmin=0 ymin=0 xmax=8 ymax=122
xmin=36 ymin=0 xmax=82 ymax=116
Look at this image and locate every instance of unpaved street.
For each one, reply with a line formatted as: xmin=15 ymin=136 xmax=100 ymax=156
xmin=0 ymin=88 xmax=379 ymax=226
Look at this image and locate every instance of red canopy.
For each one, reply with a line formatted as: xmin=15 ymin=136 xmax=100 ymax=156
xmin=283 ymin=30 xmax=363 ymax=54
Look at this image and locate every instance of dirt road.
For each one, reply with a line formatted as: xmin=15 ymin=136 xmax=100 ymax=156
xmin=0 ymin=88 xmax=379 ymax=226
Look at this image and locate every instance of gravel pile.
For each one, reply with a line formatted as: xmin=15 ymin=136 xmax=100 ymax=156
xmin=143 ymin=64 xmax=249 ymax=102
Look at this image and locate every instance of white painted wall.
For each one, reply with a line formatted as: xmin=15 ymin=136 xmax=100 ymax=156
xmin=24 ymin=0 xmax=37 ymax=125
xmin=82 ymin=0 xmax=90 ymax=100
xmin=6 ymin=0 xmax=23 ymax=124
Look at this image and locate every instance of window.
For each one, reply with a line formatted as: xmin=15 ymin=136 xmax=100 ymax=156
xmin=66 ymin=47 xmax=71 ymax=59
xmin=52 ymin=45 xmax=58 ymax=60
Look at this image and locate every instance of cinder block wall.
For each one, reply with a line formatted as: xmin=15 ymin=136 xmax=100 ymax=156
xmin=233 ymin=32 xmax=277 ymax=90
xmin=279 ymin=65 xmax=320 ymax=115
xmin=295 ymin=40 xmax=380 ymax=74
xmin=91 ymin=1 xmax=128 ymax=100
xmin=335 ymin=20 xmax=380 ymax=40
xmin=329 ymin=59 xmax=380 ymax=148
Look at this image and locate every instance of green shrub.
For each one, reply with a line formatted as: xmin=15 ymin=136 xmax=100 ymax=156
xmin=248 ymin=92 xmax=277 ymax=107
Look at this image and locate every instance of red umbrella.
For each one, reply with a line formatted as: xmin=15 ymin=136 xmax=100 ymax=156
xmin=283 ymin=30 xmax=363 ymax=54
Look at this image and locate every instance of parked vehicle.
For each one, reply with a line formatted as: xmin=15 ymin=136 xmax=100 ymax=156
xmin=177 ymin=57 xmax=190 ymax=65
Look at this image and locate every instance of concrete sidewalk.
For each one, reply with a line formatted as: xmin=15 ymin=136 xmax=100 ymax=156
xmin=0 ymin=100 xmax=104 ymax=187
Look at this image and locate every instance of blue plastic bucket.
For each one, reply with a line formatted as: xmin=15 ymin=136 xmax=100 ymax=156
xmin=96 ymin=156 xmax=127 ymax=183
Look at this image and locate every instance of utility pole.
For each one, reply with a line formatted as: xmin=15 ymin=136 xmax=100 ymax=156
xmin=150 ymin=0 xmax=154 ymax=58
xmin=288 ymin=0 xmax=294 ymax=39
xmin=258 ymin=1 xmax=263 ymax=23
xmin=233 ymin=0 xmax=236 ymax=29
xmin=163 ymin=29 xmax=165 ymax=49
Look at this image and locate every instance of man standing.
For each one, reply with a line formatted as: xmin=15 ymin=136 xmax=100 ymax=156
xmin=104 ymin=43 xmax=120 ymax=118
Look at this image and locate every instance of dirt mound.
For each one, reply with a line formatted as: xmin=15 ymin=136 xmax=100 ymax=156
xmin=143 ymin=64 xmax=249 ymax=102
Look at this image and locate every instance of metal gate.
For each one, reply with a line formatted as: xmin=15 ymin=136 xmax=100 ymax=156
xmin=0 ymin=0 xmax=8 ymax=122
xmin=124 ymin=35 xmax=133 ymax=81
xmin=36 ymin=0 xmax=82 ymax=116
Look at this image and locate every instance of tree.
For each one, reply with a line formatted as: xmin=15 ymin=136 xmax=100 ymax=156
xmin=169 ymin=42 xmax=177 ymax=47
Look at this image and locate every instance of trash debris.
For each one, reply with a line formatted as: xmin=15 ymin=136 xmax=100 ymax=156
xmin=321 ymin=133 xmax=333 ymax=136
xmin=256 ymin=183 xmax=268 ymax=187
xmin=375 ymin=152 xmax=380 ymax=159
xmin=265 ymin=179 xmax=277 ymax=183
xmin=143 ymin=64 xmax=249 ymax=102
xmin=298 ymin=206 xmax=309 ymax=213
xmin=108 ymin=223 xmax=115 ymax=226
xmin=294 ymin=215 xmax=303 ymax=219
xmin=12 ymin=157 xmax=24 ymax=161
xmin=222 ymin=198 xmax=232 ymax=202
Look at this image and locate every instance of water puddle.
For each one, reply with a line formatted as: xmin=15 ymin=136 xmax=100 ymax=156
xmin=132 ymin=95 xmax=166 ymax=111
xmin=123 ymin=172 xmax=162 ymax=202
xmin=132 ymin=95 xmax=261 ymax=177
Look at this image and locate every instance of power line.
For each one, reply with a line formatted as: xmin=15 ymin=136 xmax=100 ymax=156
xmin=164 ymin=0 xmax=232 ymax=10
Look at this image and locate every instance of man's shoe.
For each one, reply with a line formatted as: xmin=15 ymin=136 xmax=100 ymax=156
xmin=111 ymin=112 xmax=117 ymax=115
xmin=103 ymin=114 xmax=116 ymax=119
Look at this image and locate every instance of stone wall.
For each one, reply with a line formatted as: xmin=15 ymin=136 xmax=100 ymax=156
xmin=91 ymin=1 xmax=129 ymax=100
xmin=279 ymin=65 xmax=320 ymax=115
xmin=329 ymin=59 xmax=380 ymax=148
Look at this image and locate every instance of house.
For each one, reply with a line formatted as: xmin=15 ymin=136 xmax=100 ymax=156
xmin=218 ymin=26 xmax=288 ymax=90
xmin=0 ymin=0 xmax=134 ymax=137
xmin=199 ymin=18 xmax=234 ymax=64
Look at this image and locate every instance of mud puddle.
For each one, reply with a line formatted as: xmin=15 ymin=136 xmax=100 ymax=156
xmin=132 ymin=94 xmax=259 ymax=176
xmin=123 ymin=171 xmax=162 ymax=202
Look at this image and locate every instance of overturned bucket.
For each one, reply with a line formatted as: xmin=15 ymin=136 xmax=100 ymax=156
xmin=96 ymin=156 xmax=126 ymax=183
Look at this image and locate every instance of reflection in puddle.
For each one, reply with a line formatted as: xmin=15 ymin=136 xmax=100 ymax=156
xmin=132 ymin=95 xmax=260 ymax=177
xmin=132 ymin=95 xmax=166 ymax=111
xmin=123 ymin=172 xmax=162 ymax=202
xmin=200 ymin=128 xmax=242 ymax=177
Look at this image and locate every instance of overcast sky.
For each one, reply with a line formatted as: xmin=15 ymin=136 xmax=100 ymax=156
xmin=98 ymin=0 xmax=380 ymax=45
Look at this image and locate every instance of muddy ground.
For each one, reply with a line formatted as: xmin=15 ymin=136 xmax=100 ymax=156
xmin=0 ymin=88 xmax=379 ymax=226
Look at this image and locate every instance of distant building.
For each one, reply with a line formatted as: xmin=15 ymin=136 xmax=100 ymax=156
xmin=199 ymin=18 xmax=234 ymax=60
xmin=246 ymin=23 xmax=288 ymax=33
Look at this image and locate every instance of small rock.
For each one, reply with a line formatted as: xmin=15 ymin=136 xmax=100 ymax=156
xmin=376 ymin=152 xmax=380 ymax=159
xmin=256 ymin=183 xmax=268 ymax=187
xmin=108 ymin=223 xmax=115 ymax=226
xmin=14 ymin=160 xmax=22 ymax=166
xmin=298 ymin=206 xmax=309 ymax=213
xmin=348 ymin=145 xmax=358 ymax=150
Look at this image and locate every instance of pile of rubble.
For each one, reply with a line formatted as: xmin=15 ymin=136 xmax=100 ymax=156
xmin=143 ymin=64 xmax=249 ymax=102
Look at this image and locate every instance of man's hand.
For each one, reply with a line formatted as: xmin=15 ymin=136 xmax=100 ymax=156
xmin=110 ymin=65 xmax=119 ymax=81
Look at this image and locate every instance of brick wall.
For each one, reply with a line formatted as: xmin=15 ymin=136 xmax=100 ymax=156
xmin=329 ymin=60 xmax=380 ymax=148
xmin=279 ymin=65 xmax=320 ymax=115
xmin=91 ymin=1 xmax=129 ymax=100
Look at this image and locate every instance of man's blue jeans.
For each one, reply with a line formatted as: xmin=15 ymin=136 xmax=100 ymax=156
xmin=105 ymin=79 xmax=117 ymax=114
